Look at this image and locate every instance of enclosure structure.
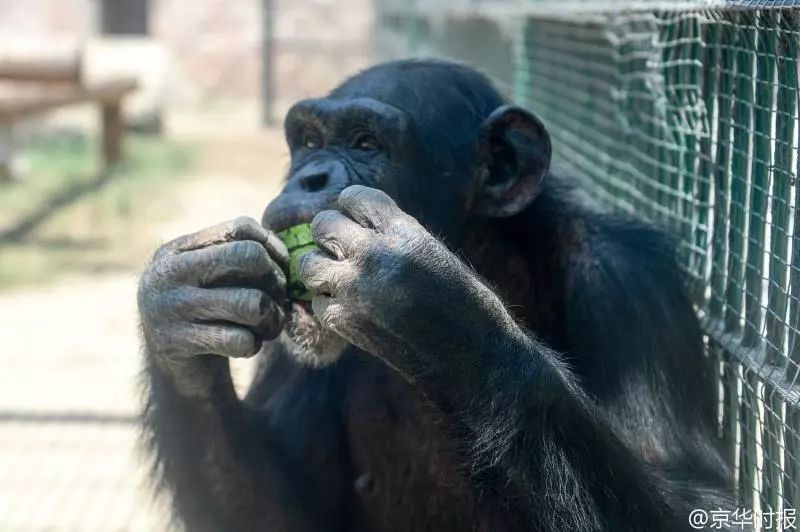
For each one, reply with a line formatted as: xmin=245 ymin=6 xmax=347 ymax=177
xmin=374 ymin=0 xmax=800 ymax=517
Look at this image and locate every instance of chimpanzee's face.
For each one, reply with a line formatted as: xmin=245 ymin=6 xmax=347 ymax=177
xmin=261 ymin=97 xmax=419 ymax=365
xmin=262 ymin=97 xmax=414 ymax=234
xmin=260 ymin=62 xmax=550 ymax=366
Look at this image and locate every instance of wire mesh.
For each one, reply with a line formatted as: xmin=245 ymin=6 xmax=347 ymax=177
xmin=376 ymin=0 xmax=800 ymax=519
xmin=518 ymin=5 xmax=800 ymax=517
xmin=516 ymin=6 xmax=800 ymax=511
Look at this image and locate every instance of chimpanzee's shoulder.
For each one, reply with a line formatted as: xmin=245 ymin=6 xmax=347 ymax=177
xmin=539 ymin=173 xmax=680 ymax=265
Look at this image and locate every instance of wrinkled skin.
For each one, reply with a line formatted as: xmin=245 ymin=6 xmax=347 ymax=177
xmin=138 ymin=217 xmax=288 ymax=393
xmin=299 ymin=186 xmax=518 ymax=381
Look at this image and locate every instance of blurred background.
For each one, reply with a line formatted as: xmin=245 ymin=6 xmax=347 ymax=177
xmin=0 ymin=0 xmax=375 ymax=530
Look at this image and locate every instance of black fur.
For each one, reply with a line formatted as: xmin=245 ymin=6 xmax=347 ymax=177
xmin=141 ymin=60 xmax=735 ymax=531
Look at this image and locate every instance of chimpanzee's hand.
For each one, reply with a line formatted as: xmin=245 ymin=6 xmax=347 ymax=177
xmin=299 ymin=185 xmax=518 ymax=379
xmin=138 ymin=217 xmax=289 ymax=374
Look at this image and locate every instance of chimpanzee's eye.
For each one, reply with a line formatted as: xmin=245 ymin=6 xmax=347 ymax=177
xmin=301 ymin=128 xmax=323 ymax=150
xmin=353 ymin=133 xmax=381 ymax=152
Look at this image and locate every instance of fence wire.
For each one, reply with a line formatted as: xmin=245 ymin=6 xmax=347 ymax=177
xmin=376 ymin=1 xmax=800 ymax=520
xmin=515 ymin=7 xmax=800 ymax=515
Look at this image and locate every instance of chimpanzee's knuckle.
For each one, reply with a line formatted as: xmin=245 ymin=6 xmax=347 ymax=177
xmin=312 ymin=210 xmax=341 ymax=237
xmin=302 ymin=268 xmax=328 ymax=291
xmin=319 ymin=303 xmax=346 ymax=331
xmin=221 ymin=218 xmax=241 ymax=240
xmin=148 ymin=245 xmax=195 ymax=287
xmin=227 ymin=330 xmax=259 ymax=357
xmin=231 ymin=216 xmax=264 ymax=240
xmin=251 ymin=248 xmax=276 ymax=278
xmin=239 ymin=239 xmax=263 ymax=259
xmin=153 ymin=242 xmax=174 ymax=263
xmin=339 ymin=184 xmax=369 ymax=203
xmin=319 ymin=310 xmax=337 ymax=331
xmin=233 ymin=215 xmax=258 ymax=229
xmin=240 ymin=335 xmax=260 ymax=357
xmin=227 ymin=239 xmax=265 ymax=266
xmin=347 ymin=184 xmax=390 ymax=206
xmin=323 ymin=237 xmax=347 ymax=260
xmin=195 ymin=326 xmax=255 ymax=357
xmin=327 ymin=268 xmax=352 ymax=295
xmin=191 ymin=328 xmax=219 ymax=353
xmin=342 ymin=185 xmax=398 ymax=214
xmin=255 ymin=301 xmax=285 ymax=339
xmin=233 ymin=289 xmax=264 ymax=321
xmin=298 ymin=252 xmax=315 ymax=278
xmin=312 ymin=209 xmax=338 ymax=225
xmin=298 ymin=251 xmax=335 ymax=287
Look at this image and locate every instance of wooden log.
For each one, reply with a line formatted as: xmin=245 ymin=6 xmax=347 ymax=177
xmin=0 ymin=56 xmax=81 ymax=83
xmin=0 ymin=79 xmax=137 ymax=125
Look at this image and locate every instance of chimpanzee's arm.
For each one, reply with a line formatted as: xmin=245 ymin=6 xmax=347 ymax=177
xmin=138 ymin=217 xmax=347 ymax=532
xmin=561 ymin=217 xmax=729 ymax=478
xmin=299 ymin=186 xmax=706 ymax=531
xmin=440 ymin=330 xmax=689 ymax=530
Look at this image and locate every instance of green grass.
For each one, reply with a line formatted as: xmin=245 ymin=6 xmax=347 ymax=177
xmin=0 ymin=133 xmax=195 ymax=290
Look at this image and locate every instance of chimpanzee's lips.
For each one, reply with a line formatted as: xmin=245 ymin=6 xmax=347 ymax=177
xmin=291 ymin=299 xmax=316 ymax=326
xmin=262 ymin=193 xmax=341 ymax=234
xmin=283 ymin=296 xmax=348 ymax=367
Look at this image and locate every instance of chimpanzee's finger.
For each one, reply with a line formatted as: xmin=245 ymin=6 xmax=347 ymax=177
xmin=338 ymin=185 xmax=407 ymax=232
xmin=299 ymin=250 xmax=355 ymax=297
xmin=171 ymin=287 xmax=286 ymax=340
xmin=172 ymin=322 xmax=261 ymax=358
xmin=311 ymin=209 xmax=372 ymax=259
xmin=161 ymin=216 xmax=289 ymax=269
xmin=171 ymin=240 xmax=287 ymax=299
xmin=309 ymin=293 xmax=346 ymax=332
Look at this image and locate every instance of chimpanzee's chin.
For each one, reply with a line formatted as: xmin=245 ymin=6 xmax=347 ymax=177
xmin=284 ymin=301 xmax=348 ymax=368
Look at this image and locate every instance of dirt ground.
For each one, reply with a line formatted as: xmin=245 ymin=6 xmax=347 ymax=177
xmin=0 ymin=128 xmax=290 ymax=531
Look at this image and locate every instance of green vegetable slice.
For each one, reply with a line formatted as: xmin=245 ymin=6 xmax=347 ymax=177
xmin=276 ymin=223 xmax=318 ymax=301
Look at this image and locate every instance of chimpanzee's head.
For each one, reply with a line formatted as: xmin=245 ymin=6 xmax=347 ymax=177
xmin=262 ymin=59 xmax=552 ymax=365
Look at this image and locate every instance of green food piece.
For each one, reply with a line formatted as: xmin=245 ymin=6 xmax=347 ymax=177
xmin=276 ymin=223 xmax=319 ymax=301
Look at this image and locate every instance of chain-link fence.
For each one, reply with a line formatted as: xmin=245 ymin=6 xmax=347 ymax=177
xmin=375 ymin=0 xmax=800 ymax=520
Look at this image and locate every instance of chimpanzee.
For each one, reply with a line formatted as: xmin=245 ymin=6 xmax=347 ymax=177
xmin=138 ymin=60 xmax=735 ymax=531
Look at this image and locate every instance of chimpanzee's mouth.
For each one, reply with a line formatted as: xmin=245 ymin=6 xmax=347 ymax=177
xmin=289 ymin=299 xmax=316 ymax=329
xmin=283 ymin=299 xmax=348 ymax=367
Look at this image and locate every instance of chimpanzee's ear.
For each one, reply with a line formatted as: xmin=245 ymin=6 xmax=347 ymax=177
xmin=470 ymin=105 xmax=551 ymax=218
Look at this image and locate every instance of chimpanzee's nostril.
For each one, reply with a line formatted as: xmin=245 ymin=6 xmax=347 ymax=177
xmin=299 ymin=172 xmax=329 ymax=192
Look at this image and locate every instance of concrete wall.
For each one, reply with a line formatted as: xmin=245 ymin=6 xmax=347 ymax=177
xmin=0 ymin=0 xmax=374 ymax=107
xmin=153 ymin=0 xmax=263 ymax=102
xmin=272 ymin=0 xmax=373 ymax=111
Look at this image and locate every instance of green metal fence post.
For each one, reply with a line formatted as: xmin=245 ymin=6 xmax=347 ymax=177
xmin=780 ymin=8 xmax=800 ymax=512
xmin=707 ymin=14 xmax=739 ymax=467
xmin=709 ymin=15 xmax=733 ymax=322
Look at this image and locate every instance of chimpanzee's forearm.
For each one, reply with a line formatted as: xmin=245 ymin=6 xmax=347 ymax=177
xmin=143 ymin=353 xmax=331 ymax=532
xmin=411 ymin=331 xmax=688 ymax=531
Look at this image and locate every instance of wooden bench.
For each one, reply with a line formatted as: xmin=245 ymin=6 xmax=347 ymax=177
xmin=0 ymin=55 xmax=138 ymax=178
